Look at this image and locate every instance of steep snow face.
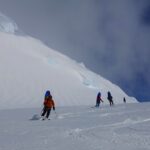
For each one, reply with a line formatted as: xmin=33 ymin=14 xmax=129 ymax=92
xmin=0 ymin=31 xmax=137 ymax=109
xmin=0 ymin=12 xmax=18 ymax=34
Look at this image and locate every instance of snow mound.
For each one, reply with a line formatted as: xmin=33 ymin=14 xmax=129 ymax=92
xmin=30 ymin=114 xmax=41 ymax=120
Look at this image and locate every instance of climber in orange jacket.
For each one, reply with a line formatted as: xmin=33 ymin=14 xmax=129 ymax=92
xmin=41 ymin=90 xmax=55 ymax=120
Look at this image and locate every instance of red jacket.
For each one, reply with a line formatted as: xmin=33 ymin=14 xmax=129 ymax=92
xmin=43 ymin=95 xmax=55 ymax=108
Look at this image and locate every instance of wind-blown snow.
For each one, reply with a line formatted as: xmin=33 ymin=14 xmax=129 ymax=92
xmin=0 ymin=103 xmax=150 ymax=150
xmin=0 ymin=12 xmax=18 ymax=34
xmin=0 ymin=30 xmax=136 ymax=109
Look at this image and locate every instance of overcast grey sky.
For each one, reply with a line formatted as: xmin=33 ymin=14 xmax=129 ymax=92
xmin=0 ymin=0 xmax=150 ymax=101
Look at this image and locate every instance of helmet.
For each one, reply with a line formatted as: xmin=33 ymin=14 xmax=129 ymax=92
xmin=45 ymin=90 xmax=50 ymax=97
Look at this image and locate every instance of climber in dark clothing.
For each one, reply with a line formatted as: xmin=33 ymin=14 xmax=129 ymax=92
xmin=107 ymin=91 xmax=114 ymax=106
xmin=95 ymin=92 xmax=103 ymax=107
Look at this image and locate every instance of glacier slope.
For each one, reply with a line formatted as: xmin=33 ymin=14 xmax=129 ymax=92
xmin=0 ymin=31 xmax=136 ymax=109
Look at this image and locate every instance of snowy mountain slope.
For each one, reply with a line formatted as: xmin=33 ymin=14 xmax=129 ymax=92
xmin=0 ymin=31 xmax=136 ymax=109
xmin=0 ymin=103 xmax=150 ymax=150
xmin=0 ymin=13 xmax=137 ymax=109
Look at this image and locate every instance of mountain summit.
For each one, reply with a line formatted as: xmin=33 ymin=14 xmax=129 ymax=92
xmin=0 ymin=12 xmax=19 ymax=34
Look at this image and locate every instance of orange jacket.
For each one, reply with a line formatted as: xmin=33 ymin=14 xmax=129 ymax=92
xmin=43 ymin=95 xmax=55 ymax=108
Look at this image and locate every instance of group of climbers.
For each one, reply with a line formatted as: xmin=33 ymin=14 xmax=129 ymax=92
xmin=41 ymin=90 xmax=126 ymax=120
xmin=95 ymin=91 xmax=114 ymax=107
xmin=95 ymin=91 xmax=127 ymax=108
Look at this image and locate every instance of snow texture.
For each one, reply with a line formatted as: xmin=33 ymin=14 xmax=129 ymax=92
xmin=0 ymin=103 xmax=150 ymax=150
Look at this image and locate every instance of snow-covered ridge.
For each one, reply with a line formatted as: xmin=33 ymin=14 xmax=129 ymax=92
xmin=0 ymin=13 xmax=137 ymax=109
xmin=0 ymin=12 xmax=18 ymax=34
xmin=0 ymin=31 xmax=137 ymax=109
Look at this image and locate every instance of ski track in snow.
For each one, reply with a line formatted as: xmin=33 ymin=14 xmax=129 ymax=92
xmin=0 ymin=103 xmax=150 ymax=150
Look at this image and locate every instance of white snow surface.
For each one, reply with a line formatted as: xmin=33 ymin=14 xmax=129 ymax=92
xmin=0 ymin=30 xmax=137 ymax=109
xmin=0 ymin=103 xmax=150 ymax=150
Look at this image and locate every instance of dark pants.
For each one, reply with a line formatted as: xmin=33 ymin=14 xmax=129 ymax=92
xmin=108 ymin=99 xmax=114 ymax=106
xmin=41 ymin=107 xmax=51 ymax=118
xmin=95 ymin=103 xmax=100 ymax=107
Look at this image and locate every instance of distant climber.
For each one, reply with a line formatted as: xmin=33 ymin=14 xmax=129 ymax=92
xmin=123 ymin=97 xmax=126 ymax=103
xmin=41 ymin=90 xmax=55 ymax=120
xmin=95 ymin=92 xmax=103 ymax=107
xmin=107 ymin=91 xmax=114 ymax=106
